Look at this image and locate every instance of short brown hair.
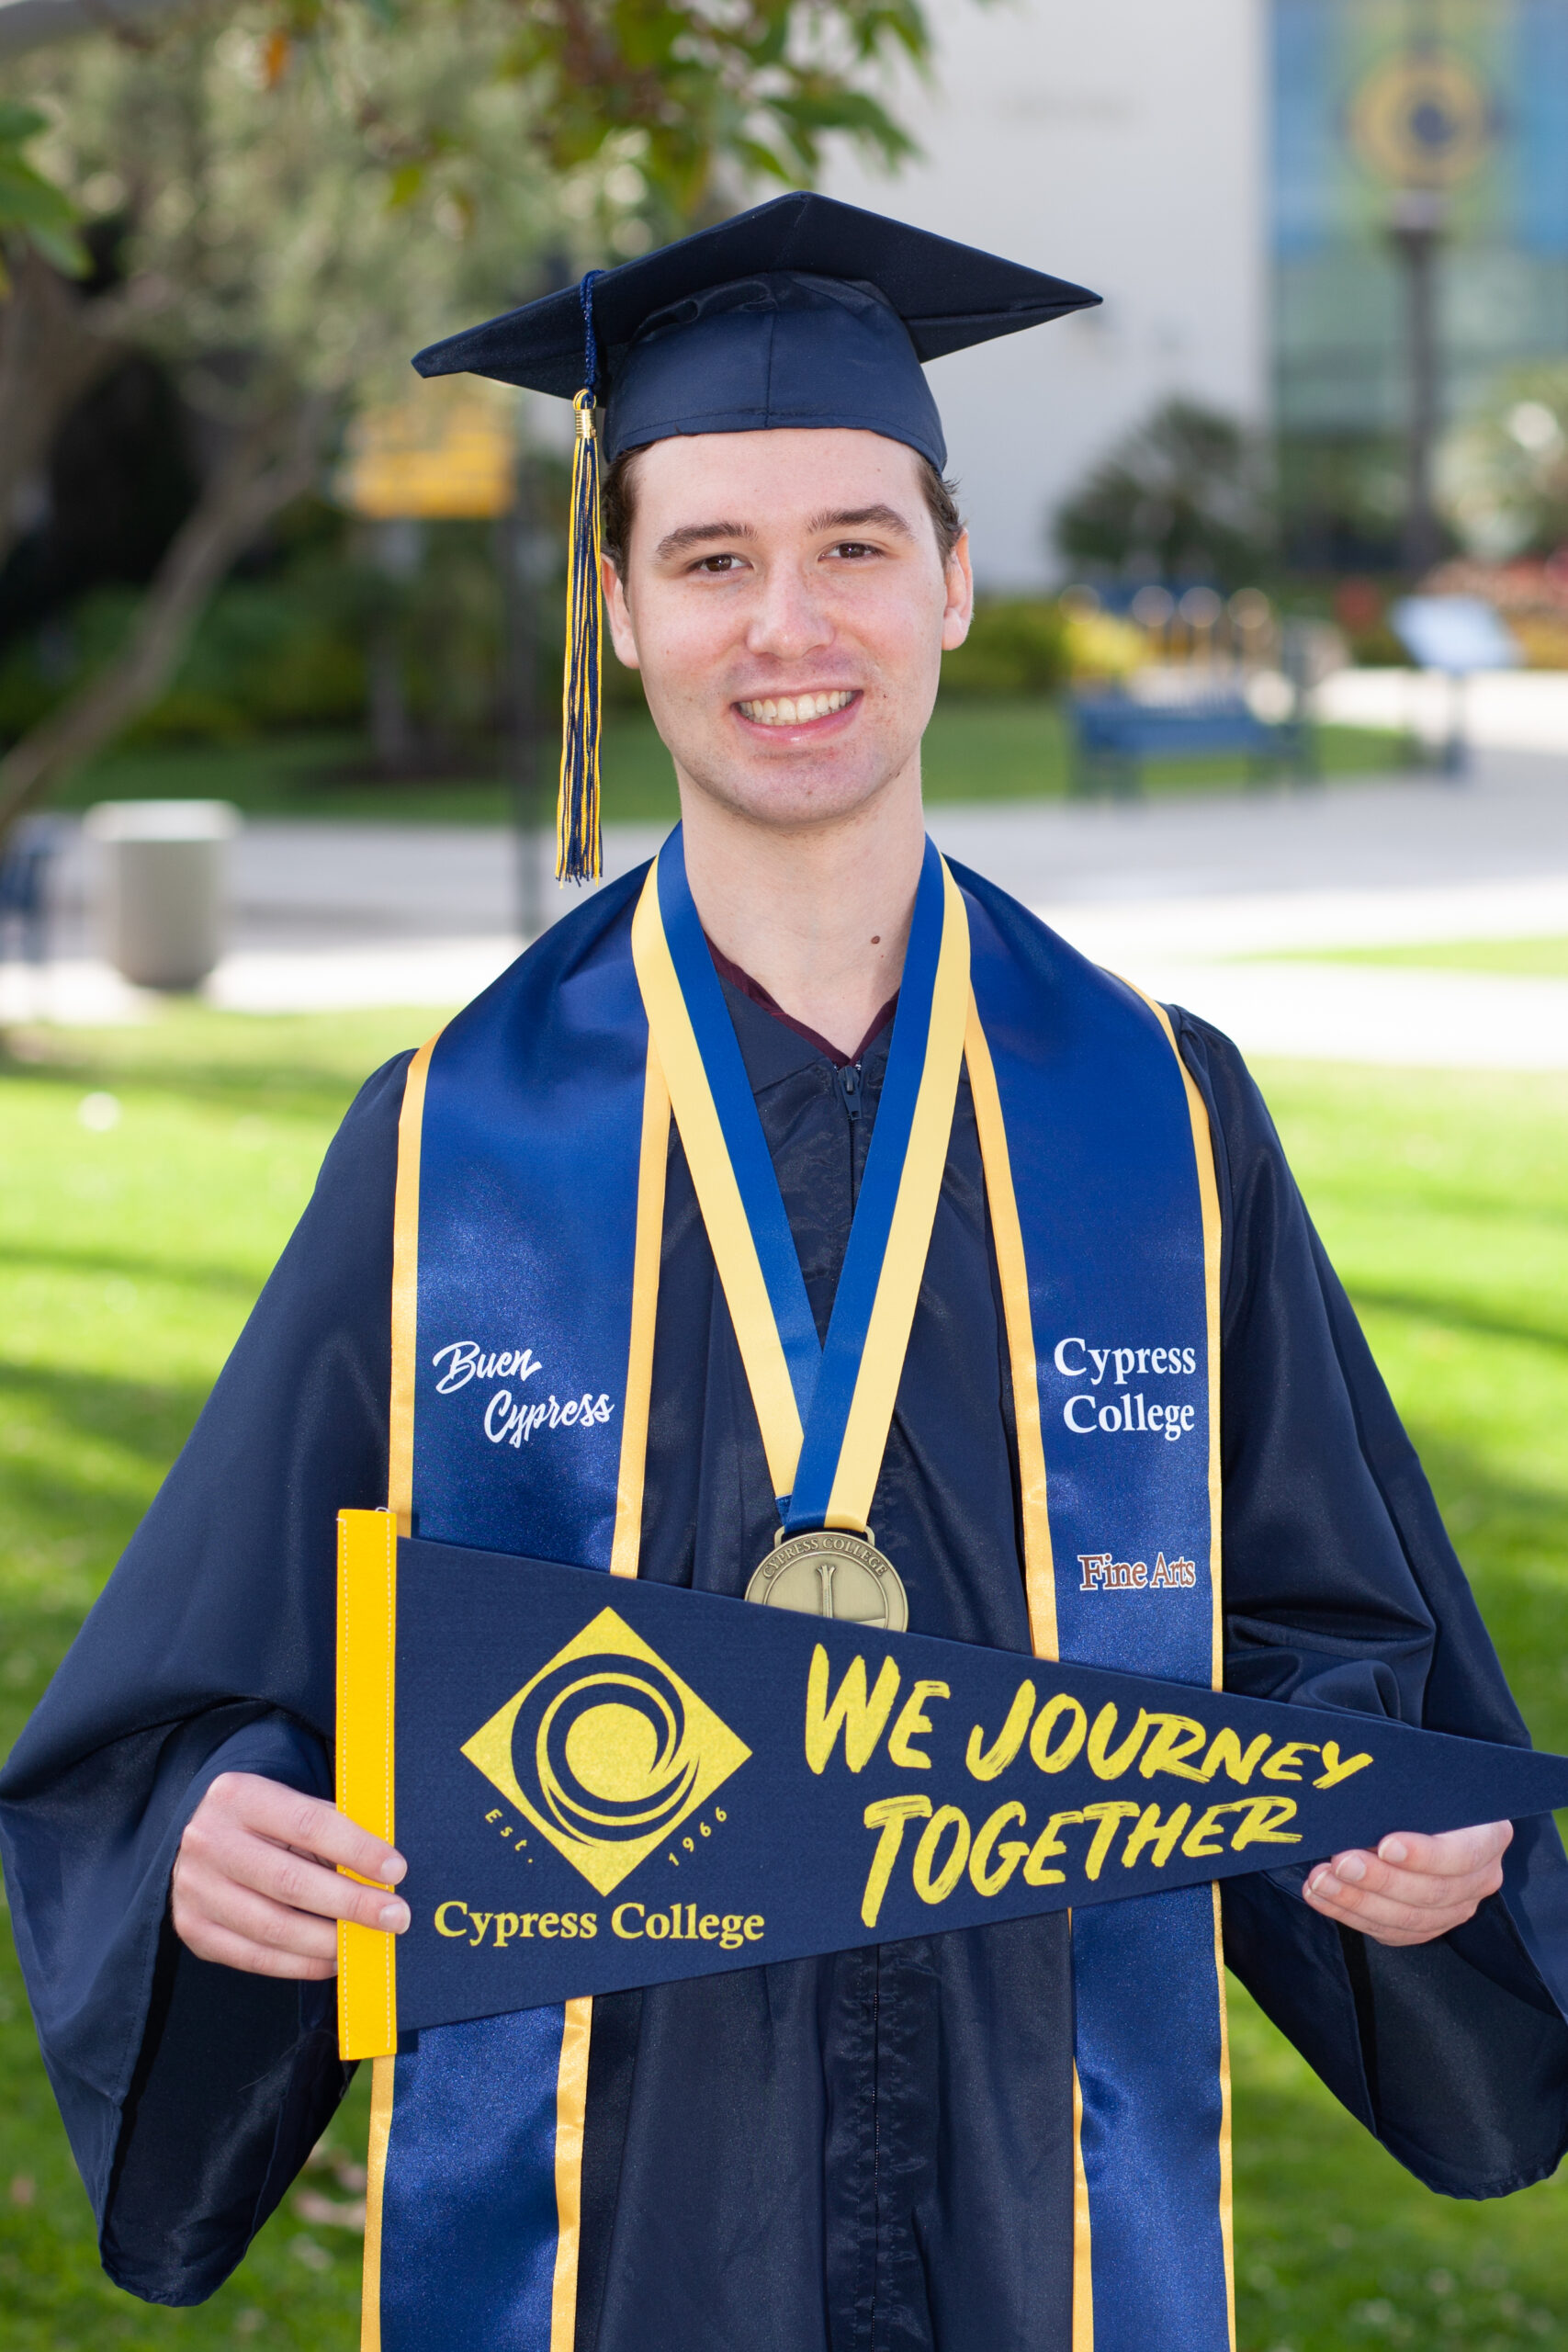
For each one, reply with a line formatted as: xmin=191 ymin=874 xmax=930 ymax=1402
xmin=600 ymin=442 xmax=964 ymax=572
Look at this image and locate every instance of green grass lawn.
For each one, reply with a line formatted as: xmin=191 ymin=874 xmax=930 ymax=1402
xmin=1 ymin=1017 xmax=1565 ymax=2348
xmin=55 ymin=707 xmax=1416 ymax=826
xmin=1291 ymin=937 xmax=1568 ymax=979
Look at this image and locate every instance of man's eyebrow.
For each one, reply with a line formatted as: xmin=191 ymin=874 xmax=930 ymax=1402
xmin=807 ymin=503 xmax=917 ymax=541
xmin=654 ymin=519 xmax=757 ymax=560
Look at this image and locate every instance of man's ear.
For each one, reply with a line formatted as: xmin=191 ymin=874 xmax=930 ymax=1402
xmin=940 ymin=528 xmax=975 ymax=652
xmin=602 ymin=555 xmax=641 ymax=672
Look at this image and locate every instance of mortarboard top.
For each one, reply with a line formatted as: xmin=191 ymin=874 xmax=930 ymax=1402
xmin=412 ymin=191 xmax=1100 ymax=469
xmin=410 ymin=194 xmax=1099 ymax=882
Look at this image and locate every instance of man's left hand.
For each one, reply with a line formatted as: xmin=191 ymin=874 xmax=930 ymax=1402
xmin=1303 ymin=1820 xmax=1512 ymax=1946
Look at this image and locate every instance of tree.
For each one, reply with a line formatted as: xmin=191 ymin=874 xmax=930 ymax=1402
xmin=1438 ymin=364 xmax=1568 ymax=561
xmin=0 ymin=100 xmax=119 ymax=579
xmin=0 ymin=0 xmax=932 ymax=838
xmin=1053 ymin=398 xmax=1273 ymax=587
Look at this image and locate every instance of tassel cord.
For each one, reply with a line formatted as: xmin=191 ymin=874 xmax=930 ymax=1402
xmin=558 ymin=390 xmax=603 ymax=883
xmin=558 ymin=267 xmax=605 ymax=886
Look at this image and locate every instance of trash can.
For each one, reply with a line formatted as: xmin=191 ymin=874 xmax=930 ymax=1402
xmin=84 ymin=800 xmax=240 ymax=989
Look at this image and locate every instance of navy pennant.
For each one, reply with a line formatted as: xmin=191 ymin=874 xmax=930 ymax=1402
xmin=365 ymin=1528 xmax=1568 ymax=2040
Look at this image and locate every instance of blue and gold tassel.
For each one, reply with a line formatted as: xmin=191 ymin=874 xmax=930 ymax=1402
xmin=558 ymin=271 xmax=604 ymax=883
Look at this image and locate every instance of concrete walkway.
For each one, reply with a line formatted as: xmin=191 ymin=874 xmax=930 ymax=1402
xmin=5 ymin=747 xmax=1565 ymax=1067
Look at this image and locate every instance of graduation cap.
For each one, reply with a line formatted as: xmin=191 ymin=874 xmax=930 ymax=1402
xmin=412 ymin=193 xmax=1100 ymax=881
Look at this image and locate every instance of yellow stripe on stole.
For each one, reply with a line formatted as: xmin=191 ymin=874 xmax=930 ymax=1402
xmin=336 ymin=1508 xmax=398 ymax=2062
xmin=1120 ymin=978 xmax=1235 ymax=2349
xmin=631 ymin=864 xmax=805 ymax=1501
xmin=389 ymin=1033 xmax=439 ymax=1534
xmin=1211 ymin=1882 xmax=1236 ymax=2349
xmin=962 ymin=996 xmax=1055 ymax=1663
xmin=611 ymin=1042 xmax=671 ymax=1582
xmin=1071 ymin=2060 xmax=1094 ymax=2352
xmin=823 ymin=861 xmax=971 ymax=1534
xmin=549 ymin=1996 xmax=594 ymax=2352
xmin=360 ymin=2053 xmax=396 ymax=2352
xmin=355 ymin=1030 xmax=441 ymax=2350
xmin=550 ymin=1037 xmax=671 ymax=2352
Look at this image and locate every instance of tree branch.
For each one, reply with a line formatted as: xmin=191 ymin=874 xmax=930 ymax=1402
xmin=0 ymin=244 xmax=124 ymax=569
xmin=0 ymin=390 xmax=331 ymax=842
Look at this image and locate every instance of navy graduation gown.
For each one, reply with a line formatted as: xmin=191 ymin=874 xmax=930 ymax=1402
xmin=3 ymin=971 xmax=1567 ymax=2331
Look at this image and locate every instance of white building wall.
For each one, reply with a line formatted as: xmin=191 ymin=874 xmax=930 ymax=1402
xmin=823 ymin=0 xmax=1269 ymax=589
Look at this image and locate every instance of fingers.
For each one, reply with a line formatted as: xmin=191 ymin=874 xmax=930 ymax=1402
xmin=176 ymin=1827 xmax=410 ymax=1933
xmin=170 ymin=1891 xmax=341 ymax=1980
xmin=172 ymin=1770 xmax=412 ymax=1976
xmin=212 ymin=1771 xmax=407 ymax=1886
xmin=1374 ymin=1821 xmax=1512 ymax=1876
xmin=1303 ymin=1820 xmax=1511 ymax=1947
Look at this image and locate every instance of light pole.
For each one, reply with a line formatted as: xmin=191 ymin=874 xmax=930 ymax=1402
xmin=1389 ymin=187 xmax=1448 ymax=574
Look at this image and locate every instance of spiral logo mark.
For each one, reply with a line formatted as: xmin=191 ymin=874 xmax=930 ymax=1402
xmin=527 ymin=1661 xmax=699 ymax=1843
xmin=462 ymin=1608 xmax=750 ymax=1895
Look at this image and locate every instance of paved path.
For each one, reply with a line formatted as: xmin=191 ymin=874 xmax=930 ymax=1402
xmin=6 ymin=749 xmax=1566 ymax=1065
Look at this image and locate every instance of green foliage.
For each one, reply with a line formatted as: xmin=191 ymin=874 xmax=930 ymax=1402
xmin=1439 ymin=364 xmax=1568 ymax=560
xmin=487 ymin=0 xmax=926 ymax=218
xmin=0 ymin=0 xmax=946 ymax=808
xmin=0 ymin=571 xmax=367 ymax=749
xmin=0 ymin=515 xmax=547 ymax=753
xmin=0 ymin=101 xmax=87 ymax=287
xmin=1055 ymin=399 xmax=1275 ymax=587
xmin=13 ymin=0 xmax=938 ymax=402
xmin=938 ymin=598 xmax=1071 ymax=697
xmin=2 ymin=1029 xmax=1565 ymax=2346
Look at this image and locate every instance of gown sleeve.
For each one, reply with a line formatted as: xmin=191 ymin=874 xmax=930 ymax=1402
xmin=0 ymin=1052 xmax=408 ymax=2304
xmin=1173 ymin=1010 xmax=1568 ymax=2199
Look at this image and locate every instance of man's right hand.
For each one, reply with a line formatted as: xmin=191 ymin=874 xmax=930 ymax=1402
xmin=172 ymin=1770 xmax=409 ymax=1980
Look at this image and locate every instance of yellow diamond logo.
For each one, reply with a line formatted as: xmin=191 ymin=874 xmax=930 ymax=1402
xmin=462 ymin=1607 xmax=751 ymax=1896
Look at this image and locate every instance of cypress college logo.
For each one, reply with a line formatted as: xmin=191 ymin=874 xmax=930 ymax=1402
xmin=462 ymin=1610 xmax=751 ymax=1896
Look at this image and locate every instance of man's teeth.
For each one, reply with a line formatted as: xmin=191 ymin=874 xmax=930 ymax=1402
xmin=738 ymin=689 xmax=855 ymax=726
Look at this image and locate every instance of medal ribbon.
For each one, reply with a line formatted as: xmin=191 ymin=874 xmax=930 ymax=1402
xmin=631 ymin=827 xmax=970 ymax=1534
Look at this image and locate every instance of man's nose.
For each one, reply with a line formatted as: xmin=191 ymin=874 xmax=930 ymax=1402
xmin=744 ymin=565 xmax=834 ymax=663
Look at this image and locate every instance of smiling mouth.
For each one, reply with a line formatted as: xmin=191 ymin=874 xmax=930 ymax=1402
xmin=736 ymin=689 xmax=857 ymax=727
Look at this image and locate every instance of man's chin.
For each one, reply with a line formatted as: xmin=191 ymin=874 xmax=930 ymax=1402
xmin=675 ymin=757 xmax=912 ymax=832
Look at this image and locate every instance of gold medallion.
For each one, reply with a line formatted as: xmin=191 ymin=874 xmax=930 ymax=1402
xmin=745 ymin=1528 xmax=908 ymax=1633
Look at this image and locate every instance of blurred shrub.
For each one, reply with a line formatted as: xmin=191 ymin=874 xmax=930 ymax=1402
xmin=940 ymin=599 xmax=1071 ymax=697
xmin=0 ymin=560 xmax=367 ymax=748
xmin=938 ymin=597 xmax=1152 ymax=698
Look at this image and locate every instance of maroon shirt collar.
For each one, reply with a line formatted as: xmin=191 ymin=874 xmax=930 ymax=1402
xmin=707 ymin=939 xmax=898 ymax=1067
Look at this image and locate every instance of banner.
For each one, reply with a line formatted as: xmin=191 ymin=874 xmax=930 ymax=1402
xmin=336 ymin=1516 xmax=1568 ymax=2057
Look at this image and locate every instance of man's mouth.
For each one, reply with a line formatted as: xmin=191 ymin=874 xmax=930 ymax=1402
xmin=736 ymin=689 xmax=857 ymax=728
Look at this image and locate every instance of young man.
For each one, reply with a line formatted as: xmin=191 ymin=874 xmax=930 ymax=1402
xmin=3 ymin=196 xmax=1564 ymax=2352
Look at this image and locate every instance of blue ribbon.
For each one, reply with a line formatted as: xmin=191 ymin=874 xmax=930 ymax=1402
xmin=655 ymin=826 xmax=946 ymax=1532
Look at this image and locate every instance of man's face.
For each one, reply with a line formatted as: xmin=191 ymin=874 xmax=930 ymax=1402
xmin=603 ymin=427 xmax=973 ymax=832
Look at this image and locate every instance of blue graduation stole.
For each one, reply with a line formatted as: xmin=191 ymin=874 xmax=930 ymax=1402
xmin=357 ymin=842 xmax=1232 ymax=2352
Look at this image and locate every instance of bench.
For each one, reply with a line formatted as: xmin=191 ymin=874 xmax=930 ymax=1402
xmin=1066 ymin=691 xmax=1315 ymax=800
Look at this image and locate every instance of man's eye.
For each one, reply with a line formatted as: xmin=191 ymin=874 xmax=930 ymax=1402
xmin=828 ymin=541 xmax=878 ymax=560
xmin=694 ymin=553 xmax=742 ymax=573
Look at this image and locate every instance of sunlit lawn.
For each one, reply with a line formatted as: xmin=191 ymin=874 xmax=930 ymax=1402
xmin=1 ymin=1015 xmax=1565 ymax=2349
xmin=1300 ymin=937 xmax=1568 ymax=979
